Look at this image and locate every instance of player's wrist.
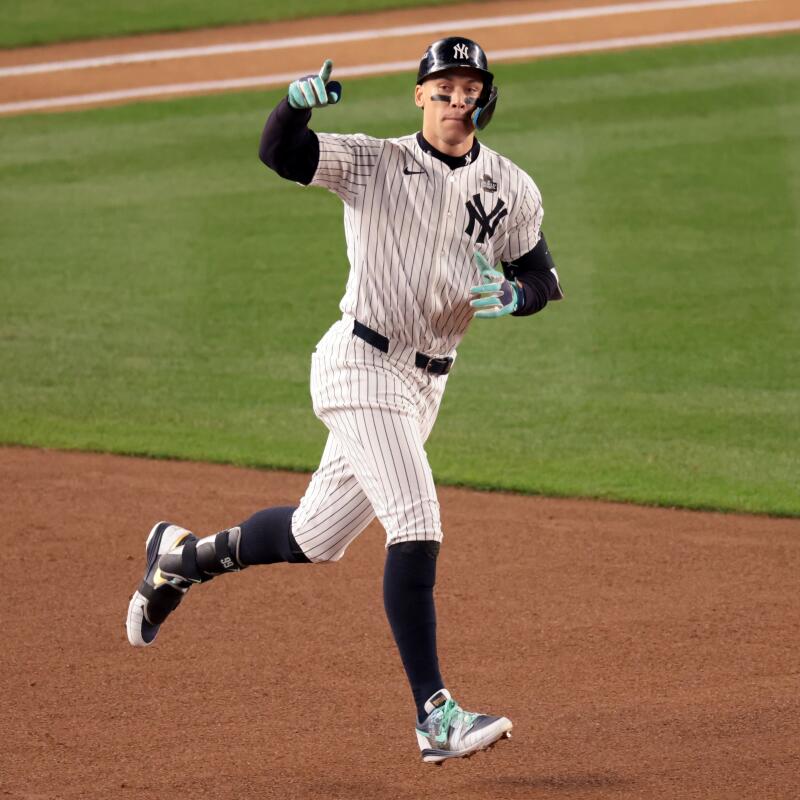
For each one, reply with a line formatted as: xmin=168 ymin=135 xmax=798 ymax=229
xmin=511 ymin=281 xmax=523 ymax=313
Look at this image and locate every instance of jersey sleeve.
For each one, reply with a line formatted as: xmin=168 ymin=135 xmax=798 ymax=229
xmin=310 ymin=133 xmax=383 ymax=203
xmin=500 ymin=170 xmax=544 ymax=264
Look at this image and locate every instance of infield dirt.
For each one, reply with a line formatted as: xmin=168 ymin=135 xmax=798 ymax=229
xmin=1 ymin=446 xmax=799 ymax=799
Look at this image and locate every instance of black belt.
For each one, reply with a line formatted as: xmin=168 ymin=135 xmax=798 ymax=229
xmin=352 ymin=320 xmax=453 ymax=376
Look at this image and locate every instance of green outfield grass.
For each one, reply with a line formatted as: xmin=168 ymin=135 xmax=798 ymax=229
xmin=1 ymin=34 xmax=799 ymax=515
xmin=1 ymin=0 xmax=466 ymax=49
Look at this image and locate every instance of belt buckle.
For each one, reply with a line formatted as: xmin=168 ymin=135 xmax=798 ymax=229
xmin=425 ymin=356 xmax=452 ymax=375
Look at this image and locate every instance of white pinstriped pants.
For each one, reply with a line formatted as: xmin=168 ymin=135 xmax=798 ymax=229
xmin=291 ymin=316 xmax=451 ymax=562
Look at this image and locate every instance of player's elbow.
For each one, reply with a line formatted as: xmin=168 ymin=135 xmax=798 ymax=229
xmin=258 ymin=135 xmax=278 ymax=169
xmin=258 ymin=148 xmax=271 ymax=169
xmin=259 ymin=138 xmax=319 ymax=185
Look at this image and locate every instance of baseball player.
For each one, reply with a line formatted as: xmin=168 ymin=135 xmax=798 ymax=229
xmin=127 ymin=36 xmax=562 ymax=764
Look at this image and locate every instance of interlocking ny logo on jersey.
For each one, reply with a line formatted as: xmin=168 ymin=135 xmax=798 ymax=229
xmin=465 ymin=194 xmax=507 ymax=243
xmin=453 ymin=43 xmax=469 ymax=59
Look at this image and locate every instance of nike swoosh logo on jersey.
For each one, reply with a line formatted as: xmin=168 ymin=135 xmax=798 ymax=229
xmin=403 ymin=165 xmax=426 ymax=175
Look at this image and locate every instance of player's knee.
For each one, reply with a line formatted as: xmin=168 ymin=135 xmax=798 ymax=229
xmin=385 ymin=540 xmax=440 ymax=590
xmin=304 ymin=549 xmax=344 ymax=564
xmin=389 ymin=540 xmax=441 ymax=559
xmin=291 ymin=515 xmax=369 ymax=564
xmin=293 ymin=536 xmax=350 ymax=563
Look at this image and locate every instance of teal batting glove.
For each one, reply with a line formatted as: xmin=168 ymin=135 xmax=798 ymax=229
xmin=287 ymin=59 xmax=342 ymax=109
xmin=469 ymin=252 xmax=520 ymax=319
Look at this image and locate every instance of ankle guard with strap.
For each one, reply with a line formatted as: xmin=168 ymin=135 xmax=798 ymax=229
xmin=159 ymin=527 xmax=246 ymax=584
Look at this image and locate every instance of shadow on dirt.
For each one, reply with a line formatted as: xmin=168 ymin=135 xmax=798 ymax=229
xmin=486 ymin=771 xmax=635 ymax=791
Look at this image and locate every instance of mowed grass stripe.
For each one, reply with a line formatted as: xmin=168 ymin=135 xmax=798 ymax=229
xmin=1 ymin=34 xmax=798 ymax=514
xmin=1 ymin=0 xmax=465 ymax=49
xmin=1 ymin=0 xmax=757 ymax=77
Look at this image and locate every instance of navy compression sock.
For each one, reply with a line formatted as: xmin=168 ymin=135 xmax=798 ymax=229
xmin=237 ymin=506 xmax=310 ymax=564
xmin=383 ymin=541 xmax=444 ymax=723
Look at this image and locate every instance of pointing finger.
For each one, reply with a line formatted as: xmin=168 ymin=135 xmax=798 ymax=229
xmin=319 ymin=59 xmax=333 ymax=82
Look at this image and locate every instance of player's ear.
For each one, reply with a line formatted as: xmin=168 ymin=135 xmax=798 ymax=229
xmin=414 ymin=84 xmax=425 ymax=109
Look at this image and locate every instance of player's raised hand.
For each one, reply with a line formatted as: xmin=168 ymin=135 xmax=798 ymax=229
xmin=287 ymin=59 xmax=342 ymax=109
xmin=469 ymin=252 xmax=520 ymax=318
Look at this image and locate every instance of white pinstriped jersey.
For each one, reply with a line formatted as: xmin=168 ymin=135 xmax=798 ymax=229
xmin=310 ymin=132 xmax=544 ymax=356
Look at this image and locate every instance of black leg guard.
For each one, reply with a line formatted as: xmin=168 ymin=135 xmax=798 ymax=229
xmin=158 ymin=507 xmax=310 ymax=584
xmin=159 ymin=527 xmax=246 ymax=584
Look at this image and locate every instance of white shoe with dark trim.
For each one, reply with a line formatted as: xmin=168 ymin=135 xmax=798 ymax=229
xmin=415 ymin=689 xmax=513 ymax=764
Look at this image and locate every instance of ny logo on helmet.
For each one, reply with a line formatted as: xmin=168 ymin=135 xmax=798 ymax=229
xmin=453 ymin=43 xmax=470 ymax=59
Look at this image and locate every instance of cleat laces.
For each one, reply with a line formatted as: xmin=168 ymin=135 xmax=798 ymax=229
xmin=431 ymin=699 xmax=478 ymax=745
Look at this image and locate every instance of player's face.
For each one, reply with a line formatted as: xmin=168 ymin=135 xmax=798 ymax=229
xmin=415 ymin=70 xmax=484 ymax=149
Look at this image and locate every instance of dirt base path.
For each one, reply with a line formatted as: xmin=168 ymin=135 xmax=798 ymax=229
xmin=1 ymin=0 xmax=799 ymax=113
xmin=1 ymin=446 xmax=798 ymax=799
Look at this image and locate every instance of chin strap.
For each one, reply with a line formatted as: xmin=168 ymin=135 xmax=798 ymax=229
xmin=472 ymin=86 xmax=498 ymax=131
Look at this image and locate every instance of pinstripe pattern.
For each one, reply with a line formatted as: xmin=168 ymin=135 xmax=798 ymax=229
xmin=292 ymin=317 xmax=446 ymax=562
xmin=310 ymin=132 xmax=544 ymax=356
xmin=294 ymin=129 xmax=545 ymax=562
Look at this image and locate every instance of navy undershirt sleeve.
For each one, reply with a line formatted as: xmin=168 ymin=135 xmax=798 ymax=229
xmin=503 ymin=233 xmax=562 ymax=317
xmin=258 ymin=97 xmax=320 ymax=185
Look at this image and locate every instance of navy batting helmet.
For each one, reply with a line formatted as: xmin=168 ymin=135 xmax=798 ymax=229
xmin=416 ymin=37 xmax=498 ymax=130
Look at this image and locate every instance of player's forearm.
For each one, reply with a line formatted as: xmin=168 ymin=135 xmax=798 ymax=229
xmin=259 ymin=97 xmax=320 ymax=185
xmin=511 ymin=270 xmax=557 ymax=316
xmin=506 ymin=233 xmax=563 ymax=317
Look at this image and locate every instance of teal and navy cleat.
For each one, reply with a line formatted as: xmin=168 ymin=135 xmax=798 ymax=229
xmin=126 ymin=521 xmax=196 ymax=647
xmin=415 ymin=689 xmax=512 ymax=764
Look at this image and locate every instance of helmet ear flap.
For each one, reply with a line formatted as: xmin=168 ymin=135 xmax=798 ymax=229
xmin=472 ymin=86 xmax=498 ymax=131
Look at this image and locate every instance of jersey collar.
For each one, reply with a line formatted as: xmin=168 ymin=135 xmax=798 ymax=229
xmin=416 ymin=132 xmax=480 ymax=171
